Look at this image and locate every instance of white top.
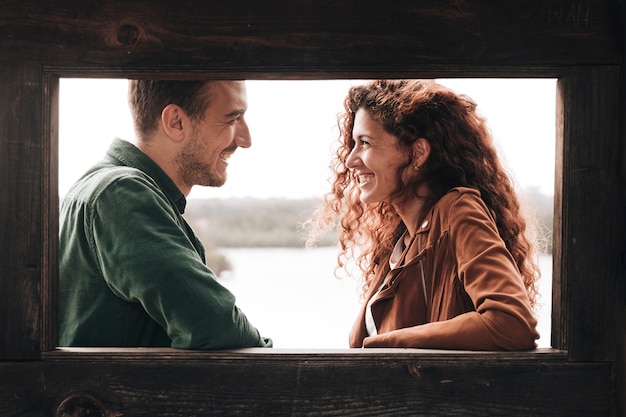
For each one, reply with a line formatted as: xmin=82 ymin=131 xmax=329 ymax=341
xmin=365 ymin=232 xmax=408 ymax=336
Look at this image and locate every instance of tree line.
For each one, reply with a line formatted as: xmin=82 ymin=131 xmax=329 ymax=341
xmin=183 ymin=189 xmax=554 ymax=275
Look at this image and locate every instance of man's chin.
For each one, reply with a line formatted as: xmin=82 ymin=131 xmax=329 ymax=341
xmin=202 ymin=176 xmax=227 ymax=188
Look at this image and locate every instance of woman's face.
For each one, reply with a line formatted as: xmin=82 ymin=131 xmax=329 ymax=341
xmin=346 ymin=109 xmax=410 ymax=205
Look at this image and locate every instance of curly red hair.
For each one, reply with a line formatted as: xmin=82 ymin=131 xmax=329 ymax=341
xmin=309 ymin=79 xmax=540 ymax=307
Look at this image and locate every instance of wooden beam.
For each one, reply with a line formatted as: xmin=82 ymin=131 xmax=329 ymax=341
xmin=0 ymin=65 xmax=44 ymax=360
xmin=555 ymin=66 xmax=625 ymax=361
xmin=41 ymin=75 xmax=59 ymax=353
xmin=1 ymin=349 xmax=615 ymax=417
xmin=0 ymin=0 xmax=620 ymax=74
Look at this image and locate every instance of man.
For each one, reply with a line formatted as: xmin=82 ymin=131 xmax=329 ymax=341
xmin=59 ymin=80 xmax=272 ymax=349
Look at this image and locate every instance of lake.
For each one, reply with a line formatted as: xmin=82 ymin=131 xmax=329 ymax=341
xmin=218 ymin=247 xmax=553 ymax=349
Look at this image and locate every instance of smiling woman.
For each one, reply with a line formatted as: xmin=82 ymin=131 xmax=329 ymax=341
xmin=309 ymin=79 xmax=544 ymax=350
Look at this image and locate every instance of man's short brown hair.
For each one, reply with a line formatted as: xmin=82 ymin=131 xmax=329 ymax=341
xmin=128 ymin=80 xmax=215 ymax=140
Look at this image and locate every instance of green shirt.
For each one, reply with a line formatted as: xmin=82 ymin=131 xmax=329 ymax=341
xmin=59 ymin=138 xmax=271 ymax=349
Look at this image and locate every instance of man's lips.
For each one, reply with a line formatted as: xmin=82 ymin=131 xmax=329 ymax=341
xmin=219 ymin=150 xmax=235 ymax=163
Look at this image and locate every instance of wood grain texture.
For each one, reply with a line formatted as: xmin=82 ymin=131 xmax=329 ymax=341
xmin=41 ymin=75 xmax=59 ymax=353
xmin=0 ymin=349 xmax=614 ymax=417
xmin=0 ymin=0 xmax=621 ymax=74
xmin=556 ymin=67 xmax=625 ymax=361
xmin=0 ymin=65 xmax=43 ymax=360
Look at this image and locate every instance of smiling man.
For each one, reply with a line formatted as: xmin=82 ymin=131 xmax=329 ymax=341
xmin=59 ymin=80 xmax=272 ymax=349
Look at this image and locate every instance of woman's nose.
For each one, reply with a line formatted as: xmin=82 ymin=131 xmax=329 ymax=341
xmin=346 ymin=147 xmax=360 ymax=169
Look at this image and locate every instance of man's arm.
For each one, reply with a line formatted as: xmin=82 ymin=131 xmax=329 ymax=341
xmin=88 ymin=173 xmax=271 ymax=349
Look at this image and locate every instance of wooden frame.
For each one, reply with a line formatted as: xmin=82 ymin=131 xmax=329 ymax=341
xmin=1 ymin=1 xmax=623 ymax=415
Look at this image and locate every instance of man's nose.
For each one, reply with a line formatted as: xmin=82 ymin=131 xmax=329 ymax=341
xmin=235 ymin=119 xmax=252 ymax=148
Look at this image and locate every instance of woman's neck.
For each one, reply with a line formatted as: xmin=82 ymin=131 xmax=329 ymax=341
xmin=395 ymin=197 xmax=427 ymax=239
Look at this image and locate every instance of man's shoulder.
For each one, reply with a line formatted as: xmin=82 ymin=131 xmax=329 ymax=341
xmin=65 ymin=164 xmax=158 ymax=205
xmin=92 ymin=164 xmax=150 ymax=184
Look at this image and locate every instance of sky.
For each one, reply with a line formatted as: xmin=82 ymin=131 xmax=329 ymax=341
xmin=59 ymin=78 xmax=556 ymax=200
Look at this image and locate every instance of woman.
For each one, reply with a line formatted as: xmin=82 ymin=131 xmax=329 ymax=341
xmin=310 ymin=79 xmax=540 ymax=350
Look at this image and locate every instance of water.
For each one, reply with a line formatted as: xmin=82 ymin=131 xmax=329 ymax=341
xmin=218 ymin=247 xmax=552 ymax=349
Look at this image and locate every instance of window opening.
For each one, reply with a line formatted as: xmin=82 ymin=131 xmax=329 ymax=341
xmin=59 ymin=78 xmax=556 ymax=349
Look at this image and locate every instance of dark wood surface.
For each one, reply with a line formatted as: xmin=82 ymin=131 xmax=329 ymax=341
xmin=555 ymin=66 xmax=625 ymax=362
xmin=0 ymin=65 xmax=43 ymax=360
xmin=0 ymin=0 xmax=623 ymax=416
xmin=0 ymin=0 xmax=621 ymax=75
xmin=0 ymin=349 xmax=614 ymax=417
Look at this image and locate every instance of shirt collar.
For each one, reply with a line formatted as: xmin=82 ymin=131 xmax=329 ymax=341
xmin=105 ymin=138 xmax=187 ymax=213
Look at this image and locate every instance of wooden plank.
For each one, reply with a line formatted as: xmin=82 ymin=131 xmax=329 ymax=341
xmin=0 ymin=0 xmax=620 ymax=73
xmin=41 ymin=75 xmax=59 ymax=352
xmin=0 ymin=65 xmax=43 ymax=360
xmin=555 ymin=66 xmax=625 ymax=362
xmin=618 ymin=3 xmax=626 ymax=414
xmin=0 ymin=350 xmax=614 ymax=417
xmin=553 ymin=78 xmax=566 ymax=353
xmin=48 ymin=346 xmax=570 ymax=359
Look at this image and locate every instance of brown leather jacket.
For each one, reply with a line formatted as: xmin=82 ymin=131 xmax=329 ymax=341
xmin=349 ymin=187 xmax=539 ymax=350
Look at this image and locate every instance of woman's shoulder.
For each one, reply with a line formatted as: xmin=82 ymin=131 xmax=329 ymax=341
xmin=419 ymin=188 xmax=487 ymax=233
xmin=437 ymin=187 xmax=481 ymax=207
xmin=432 ymin=187 xmax=491 ymax=221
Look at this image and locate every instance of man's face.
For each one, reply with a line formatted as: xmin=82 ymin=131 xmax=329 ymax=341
xmin=176 ymin=80 xmax=251 ymax=188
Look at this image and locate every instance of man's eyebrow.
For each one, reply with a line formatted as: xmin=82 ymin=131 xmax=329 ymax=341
xmin=225 ymin=109 xmax=246 ymax=118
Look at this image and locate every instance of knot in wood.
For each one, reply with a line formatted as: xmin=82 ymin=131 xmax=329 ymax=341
xmin=55 ymin=393 xmax=119 ymax=417
xmin=116 ymin=24 xmax=140 ymax=46
xmin=407 ymin=361 xmax=422 ymax=378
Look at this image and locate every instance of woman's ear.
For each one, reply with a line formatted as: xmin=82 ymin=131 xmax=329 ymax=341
xmin=161 ymin=104 xmax=187 ymax=143
xmin=412 ymin=138 xmax=431 ymax=167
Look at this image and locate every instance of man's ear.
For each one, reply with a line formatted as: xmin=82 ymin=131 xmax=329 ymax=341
xmin=412 ymin=138 xmax=431 ymax=167
xmin=161 ymin=104 xmax=187 ymax=142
